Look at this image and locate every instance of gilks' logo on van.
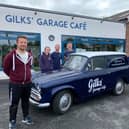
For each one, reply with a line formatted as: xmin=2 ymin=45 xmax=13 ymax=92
xmin=88 ymin=78 xmax=106 ymax=93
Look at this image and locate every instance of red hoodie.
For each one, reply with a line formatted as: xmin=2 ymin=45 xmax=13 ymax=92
xmin=3 ymin=49 xmax=33 ymax=84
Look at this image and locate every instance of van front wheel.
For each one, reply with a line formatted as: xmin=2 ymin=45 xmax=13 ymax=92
xmin=52 ymin=90 xmax=72 ymax=114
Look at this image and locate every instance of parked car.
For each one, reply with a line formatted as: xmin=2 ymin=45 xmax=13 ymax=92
xmin=30 ymin=51 xmax=129 ymax=114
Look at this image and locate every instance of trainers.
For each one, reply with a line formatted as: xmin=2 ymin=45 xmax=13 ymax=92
xmin=22 ymin=116 xmax=33 ymax=125
xmin=9 ymin=120 xmax=16 ymax=129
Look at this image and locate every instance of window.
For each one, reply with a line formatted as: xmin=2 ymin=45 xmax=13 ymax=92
xmin=108 ymin=55 xmax=128 ymax=67
xmin=64 ymin=55 xmax=88 ymax=71
xmin=62 ymin=35 xmax=125 ymax=62
xmin=91 ymin=56 xmax=106 ymax=70
xmin=0 ymin=31 xmax=40 ymax=70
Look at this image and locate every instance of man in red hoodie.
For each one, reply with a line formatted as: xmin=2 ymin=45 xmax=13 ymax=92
xmin=3 ymin=35 xmax=33 ymax=129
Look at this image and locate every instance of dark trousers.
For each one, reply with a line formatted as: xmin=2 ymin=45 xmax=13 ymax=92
xmin=9 ymin=82 xmax=31 ymax=122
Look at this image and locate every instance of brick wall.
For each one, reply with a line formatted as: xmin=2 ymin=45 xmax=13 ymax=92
xmin=125 ymin=22 xmax=129 ymax=56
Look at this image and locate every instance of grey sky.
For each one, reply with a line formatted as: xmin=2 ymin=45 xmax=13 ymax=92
xmin=0 ymin=0 xmax=129 ymax=18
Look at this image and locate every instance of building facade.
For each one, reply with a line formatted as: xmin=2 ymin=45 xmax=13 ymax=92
xmin=0 ymin=4 xmax=126 ymax=70
xmin=106 ymin=10 xmax=129 ymax=56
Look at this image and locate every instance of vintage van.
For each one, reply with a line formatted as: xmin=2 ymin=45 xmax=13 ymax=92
xmin=30 ymin=52 xmax=129 ymax=114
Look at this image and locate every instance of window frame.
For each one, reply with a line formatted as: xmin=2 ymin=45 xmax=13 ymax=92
xmin=86 ymin=56 xmax=107 ymax=71
xmin=107 ymin=55 xmax=128 ymax=68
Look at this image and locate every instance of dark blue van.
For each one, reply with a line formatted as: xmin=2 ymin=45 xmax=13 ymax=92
xmin=30 ymin=52 xmax=129 ymax=114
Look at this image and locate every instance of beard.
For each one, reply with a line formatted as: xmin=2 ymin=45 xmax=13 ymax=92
xmin=18 ymin=46 xmax=27 ymax=51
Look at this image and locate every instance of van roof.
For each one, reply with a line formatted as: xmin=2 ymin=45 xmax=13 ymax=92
xmin=71 ymin=51 xmax=126 ymax=58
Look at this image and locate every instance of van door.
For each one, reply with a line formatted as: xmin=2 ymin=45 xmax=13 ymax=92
xmin=82 ymin=56 xmax=111 ymax=98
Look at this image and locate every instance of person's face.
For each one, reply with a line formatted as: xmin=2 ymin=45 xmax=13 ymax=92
xmin=67 ymin=43 xmax=73 ymax=50
xmin=45 ymin=47 xmax=51 ymax=54
xmin=55 ymin=44 xmax=60 ymax=52
xmin=17 ymin=38 xmax=27 ymax=51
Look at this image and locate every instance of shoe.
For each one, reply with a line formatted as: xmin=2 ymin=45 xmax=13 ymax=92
xmin=9 ymin=120 xmax=16 ymax=129
xmin=22 ymin=116 xmax=33 ymax=125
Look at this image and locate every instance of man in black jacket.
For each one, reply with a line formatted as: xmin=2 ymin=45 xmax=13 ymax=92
xmin=51 ymin=44 xmax=62 ymax=70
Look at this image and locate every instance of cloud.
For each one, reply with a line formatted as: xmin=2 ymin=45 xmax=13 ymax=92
xmin=0 ymin=0 xmax=129 ymax=18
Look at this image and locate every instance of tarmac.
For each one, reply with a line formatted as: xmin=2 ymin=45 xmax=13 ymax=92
xmin=1 ymin=71 xmax=129 ymax=129
xmin=1 ymin=80 xmax=129 ymax=129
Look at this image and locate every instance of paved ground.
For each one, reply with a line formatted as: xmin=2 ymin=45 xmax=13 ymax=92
xmin=1 ymin=80 xmax=129 ymax=129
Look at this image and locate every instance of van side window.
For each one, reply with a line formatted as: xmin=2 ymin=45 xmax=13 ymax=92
xmin=108 ymin=55 xmax=128 ymax=68
xmin=91 ymin=56 xmax=106 ymax=70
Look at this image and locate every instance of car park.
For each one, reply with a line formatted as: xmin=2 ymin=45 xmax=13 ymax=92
xmin=30 ymin=51 xmax=129 ymax=114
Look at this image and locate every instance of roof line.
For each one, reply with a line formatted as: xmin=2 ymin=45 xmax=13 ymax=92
xmin=0 ymin=3 xmax=123 ymax=24
xmin=109 ymin=10 xmax=129 ymax=18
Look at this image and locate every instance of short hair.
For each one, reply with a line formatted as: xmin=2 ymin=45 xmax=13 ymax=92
xmin=44 ymin=46 xmax=50 ymax=50
xmin=16 ymin=35 xmax=28 ymax=42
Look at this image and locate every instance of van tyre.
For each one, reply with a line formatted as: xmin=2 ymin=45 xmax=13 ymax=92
xmin=52 ymin=90 xmax=72 ymax=114
xmin=113 ymin=79 xmax=125 ymax=95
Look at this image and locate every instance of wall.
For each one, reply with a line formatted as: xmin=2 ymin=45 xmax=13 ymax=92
xmin=126 ymin=22 xmax=129 ymax=56
xmin=0 ymin=5 xmax=126 ymax=53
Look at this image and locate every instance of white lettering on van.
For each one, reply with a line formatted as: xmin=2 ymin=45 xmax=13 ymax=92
xmin=88 ymin=78 xmax=106 ymax=93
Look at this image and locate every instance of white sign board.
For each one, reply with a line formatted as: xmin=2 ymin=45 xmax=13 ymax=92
xmin=0 ymin=5 xmax=126 ymax=51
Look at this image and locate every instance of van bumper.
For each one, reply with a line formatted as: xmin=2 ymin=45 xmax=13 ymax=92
xmin=29 ymin=98 xmax=50 ymax=108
